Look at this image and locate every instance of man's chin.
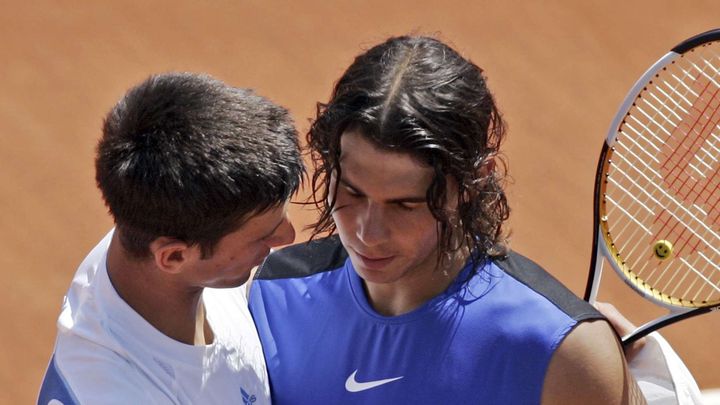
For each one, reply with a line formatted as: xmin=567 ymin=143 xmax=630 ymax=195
xmin=352 ymin=262 xmax=399 ymax=285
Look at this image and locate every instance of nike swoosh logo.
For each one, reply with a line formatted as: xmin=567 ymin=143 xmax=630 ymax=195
xmin=345 ymin=369 xmax=404 ymax=392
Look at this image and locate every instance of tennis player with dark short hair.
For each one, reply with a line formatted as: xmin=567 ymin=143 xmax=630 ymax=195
xmin=38 ymin=72 xmax=304 ymax=404
xmin=249 ymin=35 xmax=647 ymax=404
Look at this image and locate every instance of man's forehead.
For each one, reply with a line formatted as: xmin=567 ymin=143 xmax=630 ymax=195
xmin=241 ymin=201 xmax=288 ymax=231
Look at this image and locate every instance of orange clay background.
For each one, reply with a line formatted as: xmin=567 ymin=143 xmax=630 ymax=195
xmin=2 ymin=2 xmax=719 ymax=402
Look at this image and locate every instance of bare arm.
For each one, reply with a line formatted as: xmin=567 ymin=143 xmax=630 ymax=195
xmin=541 ymin=320 xmax=646 ymax=405
xmin=594 ymin=302 xmax=704 ymax=405
xmin=594 ymin=302 xmax=647 ymax=362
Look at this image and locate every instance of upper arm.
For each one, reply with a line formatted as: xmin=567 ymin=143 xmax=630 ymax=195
xmin=541 ymin=320 xmax=646 ymax=405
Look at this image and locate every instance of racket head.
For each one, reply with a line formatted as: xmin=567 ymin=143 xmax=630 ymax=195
xmin=596 ymin=29 xmax=720 ymax=311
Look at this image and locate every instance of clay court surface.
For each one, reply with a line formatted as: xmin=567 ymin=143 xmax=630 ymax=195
xmin=2 ymin=2 xmax=719 ymax=402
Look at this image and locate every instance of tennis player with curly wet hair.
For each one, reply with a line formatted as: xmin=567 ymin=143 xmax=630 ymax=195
xmin=249 ymin=35 xmax=645 ymax=404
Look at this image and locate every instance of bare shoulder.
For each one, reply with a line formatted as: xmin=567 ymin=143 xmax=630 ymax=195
xmin=541 ymin=320 xmax=646 ymax=405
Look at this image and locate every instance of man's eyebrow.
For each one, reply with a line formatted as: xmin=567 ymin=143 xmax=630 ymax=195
xmin=338 ymin=177 xmax=426 ymax=204
xmin=338 ymin=177 xmax=362 ymax=193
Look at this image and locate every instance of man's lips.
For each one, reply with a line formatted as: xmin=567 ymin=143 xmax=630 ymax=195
xmin=352 ymin=250 xmax=395 ymax=270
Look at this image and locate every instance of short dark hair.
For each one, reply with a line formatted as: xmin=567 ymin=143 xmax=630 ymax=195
xmin=308 ymin=35 xmax=509 ymax=264
xmin=96 ymin=72 xmax=304 ymax=258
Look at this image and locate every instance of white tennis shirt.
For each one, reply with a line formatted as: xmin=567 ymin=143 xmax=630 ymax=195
xmin=38 ymin=230 xmax=270 ymax=405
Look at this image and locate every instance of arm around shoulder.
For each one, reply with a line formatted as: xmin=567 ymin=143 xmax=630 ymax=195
xmin=542 ymin=319 xmax=646 ymax=405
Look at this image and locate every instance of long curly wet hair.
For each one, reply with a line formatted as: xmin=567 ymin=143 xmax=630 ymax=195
xmin=308 ymin=35 xmax=510 ymax=265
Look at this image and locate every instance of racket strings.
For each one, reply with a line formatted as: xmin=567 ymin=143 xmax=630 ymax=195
xmin=658 ymin=48 xmax=720 ymax=258
xmin=661 ymin=74 xmax=719 ymax=193
xmin=602 ymin=41 xmax=720 ymax=306
xmin=604 ymin=63 xmax=716 ymax=258
xmin=608 ymin=103 xmax=719 ymax=257
xmin=625 ymin=66 xmax=720 ymax=295
xmin=658 ymin=76 xmax=720 ymax=254
xmin=620 ymin=68 xmax=716 ymax=294
xmin=610 ymin=158 xmax=716 ymax=296
xmin=605 ymin=153 xmax=720 ymax=295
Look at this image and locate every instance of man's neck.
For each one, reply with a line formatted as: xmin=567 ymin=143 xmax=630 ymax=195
xmin=105 ymin=234 xmax=212 ymax=345
xmin=364 ymin=251 xmax=468 ymax=317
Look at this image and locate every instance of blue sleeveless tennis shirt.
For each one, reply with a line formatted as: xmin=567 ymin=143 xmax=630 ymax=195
xmin=249 ymin=236 xmax=602 ymax=404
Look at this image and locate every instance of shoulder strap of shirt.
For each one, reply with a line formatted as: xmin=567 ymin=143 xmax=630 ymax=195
xmin=495 ymin=251 xmax=603 ymax=323
xmin=254 ymin=235 xmax=348 ymax=281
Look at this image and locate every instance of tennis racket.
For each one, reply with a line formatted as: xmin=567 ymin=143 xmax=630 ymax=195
xmin=584 ymin=28 xmax=720 ymax=346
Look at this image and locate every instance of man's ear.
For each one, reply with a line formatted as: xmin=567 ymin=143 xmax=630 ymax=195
xmin=148 ymin=237 xmax=198 ymax=274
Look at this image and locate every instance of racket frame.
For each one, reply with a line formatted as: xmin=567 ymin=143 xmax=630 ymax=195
xmin=584 ymin=29 xmax=720 ymax=344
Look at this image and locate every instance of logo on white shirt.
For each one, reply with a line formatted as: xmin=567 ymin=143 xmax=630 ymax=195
xmin=344 ymin=369 xmax=404 ymax=392
xmin=241 ymin=387 xmax=256 ymax=404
